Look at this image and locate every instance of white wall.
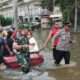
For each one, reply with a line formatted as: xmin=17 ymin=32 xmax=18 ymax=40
xmin=0 ymin=0 xmax=42 ymax=17
xmin=1 ymin=8 xmax=14 ymax=17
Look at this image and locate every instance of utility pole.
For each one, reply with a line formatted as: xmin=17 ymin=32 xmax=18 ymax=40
xmin=13 ymin=0 xmax=18 ymax=28
xmin=53 ymin=0 xmax=55 ymax=11
xmin=74 ymin=0 xmax=77 ymax=32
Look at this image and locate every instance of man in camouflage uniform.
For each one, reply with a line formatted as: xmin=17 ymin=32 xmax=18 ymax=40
xmin=13 ymin=28 xmax=30 ymax=73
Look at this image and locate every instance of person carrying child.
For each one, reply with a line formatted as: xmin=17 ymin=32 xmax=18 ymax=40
xmin=13 ymin=28 xmax=30 ymax=73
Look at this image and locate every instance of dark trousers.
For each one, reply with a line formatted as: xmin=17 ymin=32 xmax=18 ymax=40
xmin=0 ymin=50 xmax=5 ymax=64
xmin=53 ymin=49 xmax=70 ymax=64
xmin=53 ymin=48 xmax=56 ymax=60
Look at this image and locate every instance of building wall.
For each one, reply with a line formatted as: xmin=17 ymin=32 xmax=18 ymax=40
xmin=0 ymin=0 xmax=42 ymax=17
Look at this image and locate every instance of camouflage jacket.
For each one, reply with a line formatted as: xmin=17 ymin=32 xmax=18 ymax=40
xmin=16 ymin=36 xmax=29 ymax=53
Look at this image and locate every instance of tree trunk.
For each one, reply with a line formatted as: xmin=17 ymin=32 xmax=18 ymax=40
xmin=13 ymin=0 xmax=18 ymax=28
xmin=74 ymin=0 xmax=77 ymax=32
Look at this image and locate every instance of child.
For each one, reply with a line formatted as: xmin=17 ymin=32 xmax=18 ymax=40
xmin=27 ymin=30 xmax=39 ymax=54
xmin=26 ymin=30 xmax=44 ymax=66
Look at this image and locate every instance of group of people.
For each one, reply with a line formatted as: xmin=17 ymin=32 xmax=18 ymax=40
xmin=0 ymin=21 xmax=73 ymax=73
xmin=44 ymin=22 xmax=72 ymax=65
xmin=0 ymin=27 xmax=39 ymax=73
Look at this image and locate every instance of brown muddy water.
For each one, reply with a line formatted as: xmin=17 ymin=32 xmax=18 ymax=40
xmin=34 ymin=30 xmax=80 ymax=80
xmin=0 ymin=30 xmax=80 ymax=80
xmin=49 ymin=33 xmax=80 ymax=80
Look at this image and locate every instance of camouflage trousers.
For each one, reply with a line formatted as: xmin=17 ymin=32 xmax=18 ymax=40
xmin=16 ymin=53 xmax=30 ymax=66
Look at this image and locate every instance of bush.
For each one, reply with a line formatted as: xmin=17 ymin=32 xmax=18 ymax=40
xmin=5 ymin=17 xmax=12 ymax=26
xmin=18 ymin=23 xmax=33 ymax=29
xmin=0 ymin=15 xmax=5 ymax=26
xmin=0 ymin=15 xmax=12 ymax=26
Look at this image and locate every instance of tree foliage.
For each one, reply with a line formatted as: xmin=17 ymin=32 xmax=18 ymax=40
xmin=41 ymin=0 xmax=53 ymax=12
xmin=55 ymin=0 xmax=75 ymax=22
xmin=0 ymin=15 xmax=12 ymax=26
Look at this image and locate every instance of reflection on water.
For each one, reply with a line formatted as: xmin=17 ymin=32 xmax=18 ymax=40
xmin=33 ymin=29 xmax=51 ymax=51
xmin=33 ymin=30 xmax=80 ymax=80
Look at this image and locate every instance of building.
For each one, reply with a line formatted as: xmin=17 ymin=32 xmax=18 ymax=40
xmin=0 ymin=0 xmax=42 ymax=18
xmin=50 ymin=6 xmax=63 ymax=21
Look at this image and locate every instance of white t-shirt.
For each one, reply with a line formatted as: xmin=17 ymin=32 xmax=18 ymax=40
xmin=29 ymin=37 xmax=39 ymax=52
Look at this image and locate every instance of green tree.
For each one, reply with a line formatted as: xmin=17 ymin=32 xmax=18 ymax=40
xmin=0 ymin=15 xmax=6 ymax=26
xmin=41 ymin=0 xmax=53 ymax=12
xmin=5 ymin=17 xmax=13 ymax=26
xmin=55 ymin=0 xmax=75 ymax=22
xmin=0 ymin=15 xmax=12 ymax=26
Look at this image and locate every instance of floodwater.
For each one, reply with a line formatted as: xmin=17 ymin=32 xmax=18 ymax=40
xmin=33 ymin=29 xmax=80 ymax=80
xmin=0 ymin=29 xmax=80 ymax=80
